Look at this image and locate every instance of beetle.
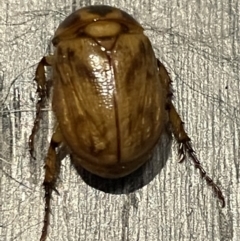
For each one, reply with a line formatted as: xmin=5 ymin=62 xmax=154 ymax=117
xmin=29 ymin=5 xmax=225 ymax=241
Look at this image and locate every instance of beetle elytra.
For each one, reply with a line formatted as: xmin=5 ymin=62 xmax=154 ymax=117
xmin=29 ymin=5 xmax=225 ymax=241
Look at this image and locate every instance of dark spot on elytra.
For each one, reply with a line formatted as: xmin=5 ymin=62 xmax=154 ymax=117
xmin=125 ymin=57 xmax=144 ymax=93
xmin=146 ymin=70 xmax=154 ymax=80
xmin=124 ymin=41 xmax=146 ymax=93
xmin=67 ymin=48 xmax=75 ymax=60
xmin=56 ymin=47 xmax=64 ymax=62
xmin=86 ymin=5 xmax=116 ymax=17
xmin=139 ymin=41 xmax=147 ymax=56
xmin=58 ymin=11 xmax=81 ymax=29
xmin=75 ymin=59 xmax=95 ymax=80
xmin=137 ymin=104 xmax=144 ymax=115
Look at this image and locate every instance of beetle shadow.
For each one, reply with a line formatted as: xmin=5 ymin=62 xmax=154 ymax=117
xmin=72 ymin=130 xmax=172 ymax=194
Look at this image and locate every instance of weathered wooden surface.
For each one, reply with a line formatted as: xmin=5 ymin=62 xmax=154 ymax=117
xmin=0 ymin=0 xmax=239 ymax=240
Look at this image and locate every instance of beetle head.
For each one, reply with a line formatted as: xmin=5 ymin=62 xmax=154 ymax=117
xmin=52 ymin=5 xmax=143 ymax=46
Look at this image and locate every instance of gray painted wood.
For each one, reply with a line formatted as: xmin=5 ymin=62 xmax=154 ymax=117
xmin=0 ymin=0 xmax=239 ymax=240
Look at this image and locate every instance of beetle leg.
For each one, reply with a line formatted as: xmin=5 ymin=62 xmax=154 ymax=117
xmin=40 ymin=125 xmax=64 ymax=241
xmin=158 ymin=59 xmax=225 ymax=207
xmin=29 ymin=56 xmax=54 ymax=159
xmin=168 ymin=102 xmax=225 ymax=208
xmin=157 ymin=59 xmax=173 ymax=102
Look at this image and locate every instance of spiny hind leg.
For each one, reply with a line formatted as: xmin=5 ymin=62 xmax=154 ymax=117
xmin=40 ymin=125 xmax=65 ymax=241
xmin=157 ymin=59 xmax=173 ymax=102
xmin=157 ymin=59 xmax=225 ymax=207
xmin=168 ymin=102 xmax=225 ymax=207
xmin=29 ymin=56 xmax=54 ymax=158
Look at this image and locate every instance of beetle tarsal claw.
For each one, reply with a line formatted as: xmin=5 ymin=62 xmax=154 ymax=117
xmin=177 ymin=142 xmax=186 ymax=163
xmin=53 ymin=187 xmax=60 ymax=195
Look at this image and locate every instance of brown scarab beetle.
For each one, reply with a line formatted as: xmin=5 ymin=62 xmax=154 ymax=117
xmin=29 ymin=5 xmax=225 ymax=241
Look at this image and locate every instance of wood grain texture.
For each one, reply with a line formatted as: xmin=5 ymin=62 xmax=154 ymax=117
xmin=0 ymin=0 xmax=239 ymax=240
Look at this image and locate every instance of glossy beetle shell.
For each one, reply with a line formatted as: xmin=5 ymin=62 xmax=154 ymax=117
xmin=30 ymin=6 xmax=225 ymax=240
xmin=51 ymin=5 xmax=166 ymax=178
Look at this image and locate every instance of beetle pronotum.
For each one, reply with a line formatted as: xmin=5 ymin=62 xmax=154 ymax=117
xmin=29 ymin=5 xmax=225 ymax=241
